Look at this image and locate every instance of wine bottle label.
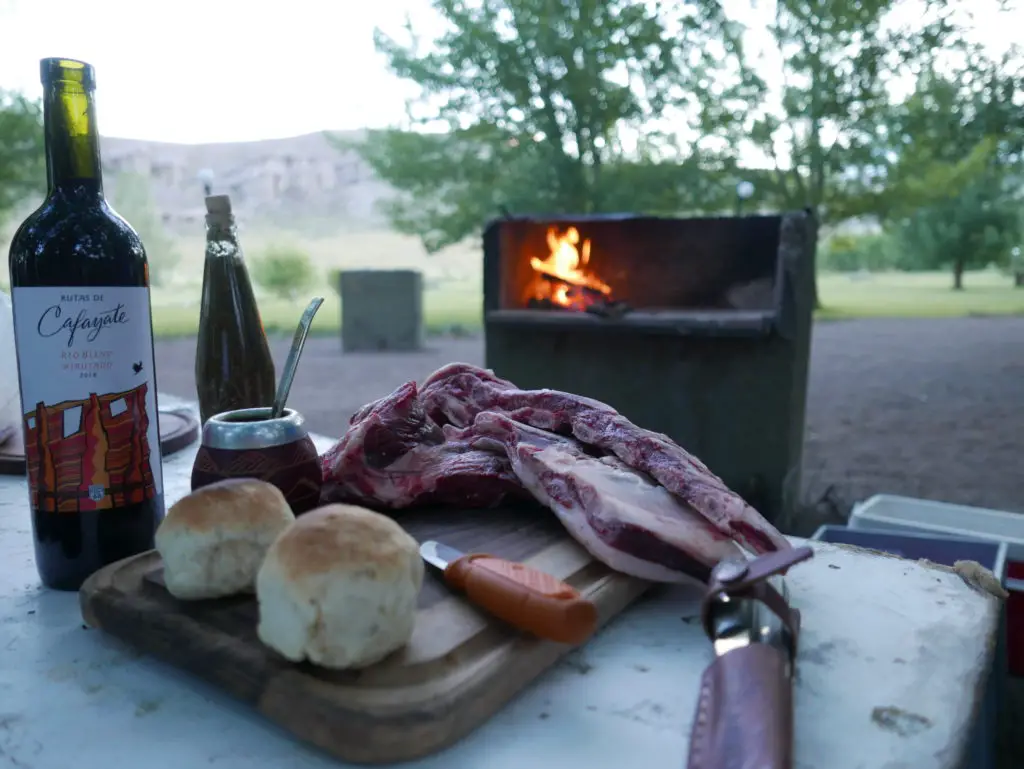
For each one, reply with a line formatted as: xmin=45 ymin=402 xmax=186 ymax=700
xmin=10 ymin=287 xmax=164 ymax=513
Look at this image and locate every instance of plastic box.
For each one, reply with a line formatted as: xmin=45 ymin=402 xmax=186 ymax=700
xmin=850 ymin=494 xmax=1024 ymax=675
xmin=812 ymin=524 xmax=1006 ymax=769
xmin=813 ymin=524 xmax=1008 ymax=578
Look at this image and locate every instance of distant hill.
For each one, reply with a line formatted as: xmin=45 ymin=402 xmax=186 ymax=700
xmin=100 ymin=130 xmax=394 ymax=234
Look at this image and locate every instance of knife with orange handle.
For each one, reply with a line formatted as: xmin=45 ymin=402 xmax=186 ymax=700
xmin=420 ymin=540 xmax=599 ymax=645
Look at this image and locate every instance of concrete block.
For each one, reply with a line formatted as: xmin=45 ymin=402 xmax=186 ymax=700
xmin=339 ymin=270 xmax=423 ymax=352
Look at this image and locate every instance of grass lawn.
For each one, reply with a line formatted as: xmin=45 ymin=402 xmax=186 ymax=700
xmin=148 ymin=228 xmax=485 ymax=337
xmin=818 ymin=269 xmax=1024 ymax=319
xmin=153 ymin=284 xmax=483 ymax=337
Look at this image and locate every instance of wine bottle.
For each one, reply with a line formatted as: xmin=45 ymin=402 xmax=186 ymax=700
xmin=194 ymin=194 xmax=276 ymax=424
xmin=7 ymin=58 xmax=165 ymax=591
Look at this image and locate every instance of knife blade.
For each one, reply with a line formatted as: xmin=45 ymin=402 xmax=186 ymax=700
xmin=420 ymin=540 xmax=599 ymax=645
xmin=707 ymin=575 xmax=792 ymax=659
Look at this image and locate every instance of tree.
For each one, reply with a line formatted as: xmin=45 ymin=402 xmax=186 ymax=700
xmin=687 ymin=0 xmax=1006 ymax=304
xmin=890 ymin=179 xmax=1021 ymax=288
xmin=252 ymin=244 xmax=316 ymax=300
xmin=344 ymin=0 xmax=735 ymax=253
xmin=879 ymin=47 xmax=1024 ymax=215
xmin=874 ymin=44 xmax=1024 ymax=286
xmin=0 ymin=89 xmax=44 ymax=225
xmin=876 ymin=55 xmax=1024 ymax=288
xmin=107 ymin=173 xmax=181 ymax=287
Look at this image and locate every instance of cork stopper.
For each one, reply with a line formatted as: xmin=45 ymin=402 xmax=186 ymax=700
xmin=205 ymin=194 xmax=234 ymax=227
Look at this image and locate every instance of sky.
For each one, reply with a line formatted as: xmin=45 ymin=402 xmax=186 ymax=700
xmin=0 ymin=0 xmax=438 ymax=142
xmin=0 ymin=0 xmax=1020 ymax=146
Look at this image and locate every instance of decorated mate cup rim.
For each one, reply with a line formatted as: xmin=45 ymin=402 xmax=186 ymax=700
xmin=201 ymin=407 xmax=308 ymax=450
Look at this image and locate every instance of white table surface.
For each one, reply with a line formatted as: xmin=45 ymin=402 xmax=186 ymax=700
xmin=0 ymin=395 xmax=1001 ymax=769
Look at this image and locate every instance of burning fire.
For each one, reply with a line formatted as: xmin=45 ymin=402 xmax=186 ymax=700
xmin=526 ymin=227 xmax=612 ymax=311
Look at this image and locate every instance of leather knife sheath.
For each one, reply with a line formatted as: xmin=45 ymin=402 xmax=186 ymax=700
xmin=686 ymin=546 xmax=814 ymax=769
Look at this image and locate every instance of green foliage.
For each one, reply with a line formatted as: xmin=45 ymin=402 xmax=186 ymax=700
xmin=877 ymin=54 xmax=1024 ymax=220
xmin=342 ymin=0 xmax=737 ymax=252
xmin=870 ymin=57 xmax=1024 ymax=287
xmin=820 ymin=232 xmax=900 ymax=273
xmin=820 ymin=179 xmax=1022 ymax=285
xmin=691 ymin=4 xmax=1023 ymax=297
xmin=888 ymin=181 xmax=1022 ymax=288
xmin=0 ymin=89 xmax=44 ymax=224
xmin=252 ymin=244 xmax=316 ymax=299
xmin=598 ymin=157 xmax=739 ymax=216
xmin=107 ymin=173 xmax=180 ymax=287
xmin=689 ymin=0 xmax=969 ymax=222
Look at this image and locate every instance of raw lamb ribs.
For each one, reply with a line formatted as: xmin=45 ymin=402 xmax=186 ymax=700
xmin=420 ymin=363 xmax=790 ymax=554
xmin=453 ymin=413 xmax=744 ymax=583
xmin=320 ymin=362 xmax=791 ymax=584
xmin=319 ymin=379 xmax=526 ymax=509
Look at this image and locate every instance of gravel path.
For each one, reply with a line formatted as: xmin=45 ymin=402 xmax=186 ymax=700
xmin=800 ymin=317 xmax=1023 ymax=527
xmin=156 ymin=317 xmax=1024 ymax=529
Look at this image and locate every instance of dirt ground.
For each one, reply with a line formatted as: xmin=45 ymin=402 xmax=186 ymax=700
xmin=155 ymin=316 xmax=1024 ymax=528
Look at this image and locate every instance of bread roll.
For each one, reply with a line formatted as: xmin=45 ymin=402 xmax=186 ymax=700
xmin=256 ymin=504 xmax=424 ymax=670
xmin=156 ymin=478 xmax=295 ymax=600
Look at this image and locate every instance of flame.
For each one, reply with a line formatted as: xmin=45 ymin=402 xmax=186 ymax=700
xmin=526 ymin=227 xmax=612 ymax=310
xmin=530 ymin=227 xmax=611 ymax=297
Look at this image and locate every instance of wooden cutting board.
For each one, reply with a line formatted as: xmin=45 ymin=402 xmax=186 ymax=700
xmin=79 ymin=505 xmax=650 ymax=764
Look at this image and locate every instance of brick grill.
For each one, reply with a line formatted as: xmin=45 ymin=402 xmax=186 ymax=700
xmin=482 ymin=212 xmax=817 ymax=526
